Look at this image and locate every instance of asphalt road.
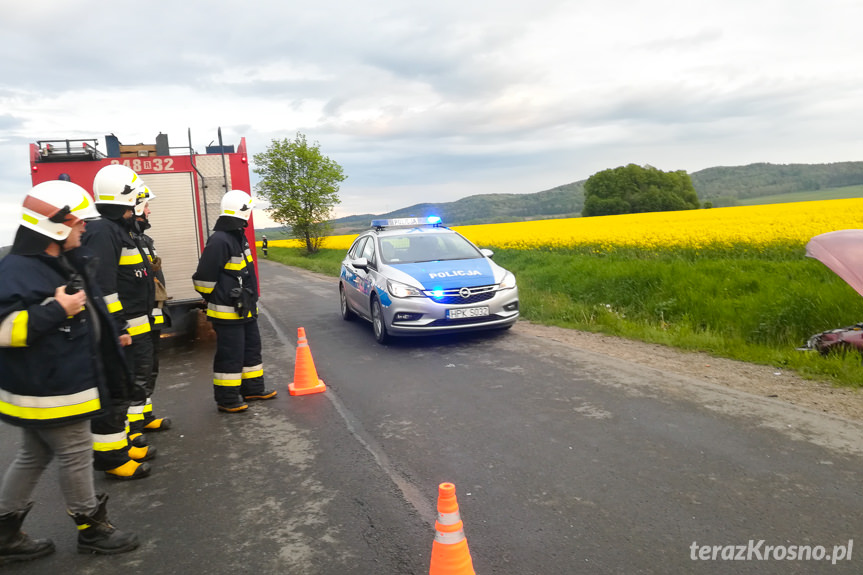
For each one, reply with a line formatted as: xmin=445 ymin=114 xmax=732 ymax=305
xmin=2 ymin=259 xmax=862 ymax=574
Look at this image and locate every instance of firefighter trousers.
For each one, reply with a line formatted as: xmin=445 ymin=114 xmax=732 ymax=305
xmin=91 ymin=398 xmax=132 ymax=471
xmin=212 ymin=319 xmax=266 ymax=406
xmin=125 ymin=334 xmax=155 ymax=433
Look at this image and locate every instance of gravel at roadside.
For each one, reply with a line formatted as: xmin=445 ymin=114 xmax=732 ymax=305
xmin=516 ymin=320 xmax=863 ymax=424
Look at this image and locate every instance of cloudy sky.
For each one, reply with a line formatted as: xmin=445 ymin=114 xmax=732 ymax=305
xmin=2 ymin=0 xmax=862 ymax=245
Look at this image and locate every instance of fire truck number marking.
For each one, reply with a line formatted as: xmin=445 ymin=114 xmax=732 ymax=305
xmin=110 ymin=158 xmax=175 ymax=172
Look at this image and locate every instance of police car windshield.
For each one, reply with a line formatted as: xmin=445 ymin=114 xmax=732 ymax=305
xmin=379 ymin=233 xmax=482 ymax=264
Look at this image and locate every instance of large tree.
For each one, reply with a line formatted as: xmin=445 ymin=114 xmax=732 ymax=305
xmin=582 ymin=164 xmax=700 ymax=217
xmin=252 ymin=133 xmax=346 ymax=253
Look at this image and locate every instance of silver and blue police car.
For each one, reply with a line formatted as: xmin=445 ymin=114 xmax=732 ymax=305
xmin=339 ymin=217 xmax=519 ymax=343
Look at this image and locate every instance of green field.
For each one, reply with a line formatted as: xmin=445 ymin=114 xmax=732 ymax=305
xmin=737 ymin=185 xmax=863 ymax=205
xmin=265 ymin=245 xmax=863 ymax=388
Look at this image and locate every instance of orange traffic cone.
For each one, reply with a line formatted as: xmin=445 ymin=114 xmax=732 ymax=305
xmin=288 ymin=327 xmax=326 ymax=396
xmin=429 ymin=482 xmax=475 ymax=575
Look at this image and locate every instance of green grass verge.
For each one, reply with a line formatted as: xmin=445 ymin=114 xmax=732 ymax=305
xmin=265 ymin=246 xmax=863 ymax=387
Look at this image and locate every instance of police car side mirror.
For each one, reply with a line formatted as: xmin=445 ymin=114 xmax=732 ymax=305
xmin=353 ymin=257 xmax=369 ymax=270
xmin=480 ymin=248 xmax=494 ymax=258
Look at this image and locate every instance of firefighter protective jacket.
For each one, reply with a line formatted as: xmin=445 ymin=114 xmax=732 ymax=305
xmin=192 ymin=217 xmax=258 ymax=324
xmin=82 ymin=216 xmax=154 ymax=339
xmin=0 ymin=247 xmax=132 ymax=428
xmin=135 ymin=225 xmax=166 ymax=330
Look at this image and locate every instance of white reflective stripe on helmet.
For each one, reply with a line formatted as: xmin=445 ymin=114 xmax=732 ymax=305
xmin=20 ymin=181 xmax=98 ymax=240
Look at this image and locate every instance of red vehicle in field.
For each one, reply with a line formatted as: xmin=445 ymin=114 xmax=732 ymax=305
xmin=29 ymin=129 xmax=259 ymax=335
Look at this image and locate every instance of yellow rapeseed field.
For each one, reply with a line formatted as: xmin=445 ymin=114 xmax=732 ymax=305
xmin=263 ymin=198 xmax=863 ymax=252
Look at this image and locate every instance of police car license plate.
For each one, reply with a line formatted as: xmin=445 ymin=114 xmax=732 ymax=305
xmin=447 ymin=306 xmax=489 ymax=319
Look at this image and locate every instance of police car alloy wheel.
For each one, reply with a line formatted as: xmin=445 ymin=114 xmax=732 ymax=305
xmin=371 ymin=297 xmax=389 ymax=343
xmin=339 ymin=284 xmax=355 ymax=321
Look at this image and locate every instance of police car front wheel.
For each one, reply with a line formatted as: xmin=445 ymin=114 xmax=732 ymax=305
xmin=339 ymin=285 xmax=356 ymax=321
xmin=371 ymin=297 xmax=389 ymax=344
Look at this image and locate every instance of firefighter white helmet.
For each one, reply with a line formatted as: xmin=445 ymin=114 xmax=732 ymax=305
xmin=220 ymin=189 xmax=254 ymax=221
xmin=134 ymin=184 xmax=156 ymax=216
xmin=20 ymin=180 xmax=100 ymax=240
xmin=93 ymin=164 xmax=143 ymax=208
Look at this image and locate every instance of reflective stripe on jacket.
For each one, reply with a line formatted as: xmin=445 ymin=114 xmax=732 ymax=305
xmin=0 ymin=249 xmax=129 ymax=427
xmin=192 ymin=224 xmax=258 ymax=324
xmin=82 ymin=218 xmax=154 ymax=337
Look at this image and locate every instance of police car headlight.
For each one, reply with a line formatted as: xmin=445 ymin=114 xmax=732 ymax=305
xmin=499 ymin=271 xmax=517 ymax=290
xmin=387 ymin=279 xmax=423 ymax=298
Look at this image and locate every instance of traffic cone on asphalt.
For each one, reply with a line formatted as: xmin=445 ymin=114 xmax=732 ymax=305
xmin=288 ymin=327 xmax=326 ymax=396
xmin=429 ymin=482 xmax=475 ymax=575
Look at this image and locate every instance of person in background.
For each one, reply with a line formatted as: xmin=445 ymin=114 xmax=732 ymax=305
xmin=0 ymin=181 xmax=139 ymax=563
xmin=261 ymin=235 xmax=268 ymax=258
xmin=81 ymin=164 xmax=155 ymax=479
xmin=192 ymin=190 xmax=277 ymax=413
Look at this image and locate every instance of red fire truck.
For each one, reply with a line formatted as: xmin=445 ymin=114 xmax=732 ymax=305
xmin=29 ymin=129 xmax=260 ymax=335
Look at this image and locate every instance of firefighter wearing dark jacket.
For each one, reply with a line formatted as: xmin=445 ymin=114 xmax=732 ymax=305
xmin=80 ymin=164 xmax=155 ymax=480
xmin=127 ymin=185 xmax=172 ymax=435
xmin=192 ymin=189 xmax=277 ymax=413
xmin=0 ymin=181 xmax=139 ymax=564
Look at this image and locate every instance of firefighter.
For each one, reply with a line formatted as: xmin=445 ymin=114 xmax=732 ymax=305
xmin=0 ymin=181 xmax=139 ymax=562
xmin=261 ymin=235 xmax=268 ymax=257
xmin=192 ymin=189 xmax=277 ymax=412
xmin=128 ymin=185 xmax=172 ymax=435
xmin=81 ymin=164 xmax=155 ymax=479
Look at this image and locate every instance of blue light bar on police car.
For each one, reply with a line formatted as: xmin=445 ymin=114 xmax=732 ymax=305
xmin=372 ymin=216 xmax=443 ymax=228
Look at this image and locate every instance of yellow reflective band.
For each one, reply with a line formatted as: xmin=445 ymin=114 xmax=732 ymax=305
xmin=214 ymin=378 xmax=241 ymax=387
xmin=119 ymin=248 xmax=143 ymax=266
xmin=224 ymin=209 xmax=236 ymax=215
xmin=127 ymin=412 xmax=144 ymax=422
xmin=214 ymin=371 xmax=241 ymax=386
xmin=242 ymin=369 xmax=264 ymax=379
xmin=72 ymin=194 xmax=91 ymax=212
xmin=206 ymin=304 xmax=242 ymax=320
xmin=98 ymin=195 xmax=115 ymax=201
xmin=193 ymin=280 xmax=215 ymax=294
xmin=125 ymin=315 xmax=151 ymax=336
xmin=92 ymin=430 xmax=128 ymax=452
xmin=153 ymin=315 xmax=164 ymax=325
xmin=0 ymin=310 xmax=29 ymax=347
xmin=143 ymin=402 xmax=153 ymax=414
xmin=22 ymin=213 xmax=38 ymax=225
xmin=224 ymin=257 xmax=246 ymax=271
xmin=0 ymin=387 xmax=101 ymax=422
xmin=104 ymin=293 xmax=123 ymax=313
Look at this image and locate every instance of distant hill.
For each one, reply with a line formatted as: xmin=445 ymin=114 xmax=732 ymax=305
xmin=690 ymin=161 xmax=863 ymax=206
xmin=328 ymin=181 xmax=585 ymax=234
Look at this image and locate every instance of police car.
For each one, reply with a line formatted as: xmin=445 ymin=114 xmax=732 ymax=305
xmin=339 ymin=217 xmax=519 ymax=343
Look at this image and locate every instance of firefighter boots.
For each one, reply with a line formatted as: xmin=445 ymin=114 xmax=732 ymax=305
xmin=244 ymin=389 xmax=278 ymax=401
xmin=128 ymin=444 xmax=157 ymax=462
xmin=128 ymin=431 xmax=148 ymax=448
xmin=217 ymin=401 xmax=249 ymax=413
xmin=0 ymin=502 xmax=55 ymax=565
xmin=143 ymin=415 xmax=172 ymax=431
xmin=70 ymin=493 xmax=139 ymax=555
xmin=104 ymin=460 xmax=151 ymax=480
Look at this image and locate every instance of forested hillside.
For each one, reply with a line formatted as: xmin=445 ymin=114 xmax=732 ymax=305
xmin=691 ymin=161 xmax=863 ymax=206
xmin=330 ymin=181 xmax=585 ymax=232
